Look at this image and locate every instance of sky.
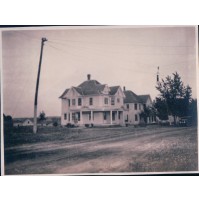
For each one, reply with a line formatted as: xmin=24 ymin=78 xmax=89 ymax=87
xmin=2 ymin=26 xmax=197 ymax=118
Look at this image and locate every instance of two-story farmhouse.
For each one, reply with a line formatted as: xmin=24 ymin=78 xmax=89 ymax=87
xmin=60 ymin=74 xmax=154 ymax=126
xmin=60 ymin=74 xmax=126 ymax=126
xmin=123 ymin=88 xmax=144 ymax=125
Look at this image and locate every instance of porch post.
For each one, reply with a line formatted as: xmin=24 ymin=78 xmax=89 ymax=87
xmin=70 ymin=112 xmax=72 ymax=123
xmin=117 ymin=110 xmax=119 ymax=124
xmin=91 ymin=110 xmax=93 ymax=123
xmin=80 ymin=110 xmax=83 ymax=125
xmin=110 ymin=110 xmax=112 ymax=125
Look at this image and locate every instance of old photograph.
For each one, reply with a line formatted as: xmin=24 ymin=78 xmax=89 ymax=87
xmin=1 ymin=26 xmax=198 ymax=175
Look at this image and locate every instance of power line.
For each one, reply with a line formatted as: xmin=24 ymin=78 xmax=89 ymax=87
xmin=49 ymin=38 xmax=195 ymax=48
xmin=48 ymin=40 xmax=195 ymax=56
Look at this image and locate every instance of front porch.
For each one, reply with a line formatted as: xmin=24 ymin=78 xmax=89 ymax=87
xmin=65 ymin=109 xmax=125 ymax=126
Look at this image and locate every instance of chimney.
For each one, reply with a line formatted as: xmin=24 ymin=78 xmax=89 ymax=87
xmin=123 ymin=86 xmax=126 ymax=91
xmin=87 ymin=74 xmax=91 ymax=80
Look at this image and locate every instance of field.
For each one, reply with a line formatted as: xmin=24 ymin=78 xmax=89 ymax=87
xmin=4 ymin=125 xmax=198 ymax=175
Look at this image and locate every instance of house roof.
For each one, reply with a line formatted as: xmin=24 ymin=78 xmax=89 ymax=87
xmin=138 ymin=95 xmax=151 ymax=104
xmin=124 ymin=90 xmax=141 ymax=103
xmin=60 ymin=78 xmax=121 ymax=98
xmin=109 ymin=86 xmax=120 ymax=95
xmin=59 ymin=88 xmax=69 ymax=98
xmin=77 ymin=80 xmax=105 ymax=95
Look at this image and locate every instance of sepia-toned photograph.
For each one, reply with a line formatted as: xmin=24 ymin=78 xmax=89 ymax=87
xmin=1 ymin=26 xmax=198 ymax=175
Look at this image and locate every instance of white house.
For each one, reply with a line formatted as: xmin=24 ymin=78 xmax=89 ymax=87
xmin=22 ymin=119 xmax=33 ymax=126
xmin=123 ymin=88 xmax=144 ymax=125
xmin=60 ymin=74 xmax=155 ymax=127
xmin=138 ymin=94 xmax=156 ymax=123
xmin=60 ymin=74 xmax=126 ymax=126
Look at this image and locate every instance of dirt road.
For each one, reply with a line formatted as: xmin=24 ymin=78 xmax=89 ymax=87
xmin=4 ymin=126 xmax=198 ymax=174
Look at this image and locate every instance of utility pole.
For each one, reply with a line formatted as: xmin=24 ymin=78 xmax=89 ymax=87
xmin=33 ymin=37 xmax=47 ymax=134
xmin=157 ymin=66 xmax=160 ymax=83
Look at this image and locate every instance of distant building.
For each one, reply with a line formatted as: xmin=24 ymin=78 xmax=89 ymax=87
xmin=13 ymin=117 xmax=61 ymax=127
xmin=22 ymin=119 xmax=33 ymax=126
xmin=13 ymin=119 xmax=23 ymax=127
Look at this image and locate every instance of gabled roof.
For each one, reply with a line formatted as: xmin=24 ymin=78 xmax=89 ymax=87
xmin=59 ymin=88 xmax=69 ymax=98
xmin=138 ymin=95 xmax=151 ymax=104
xmin=60 ymin=79 xmax=109 ymax=97
xmin=77 ymin=80 xmax=105 ymax=95
xmin=124 ymin=90 xmax=141 ymax=103
xmin=60 ymin=76 xmax=124 ymax=98
xmin=109 ymin=86 xmax=120 ymax=95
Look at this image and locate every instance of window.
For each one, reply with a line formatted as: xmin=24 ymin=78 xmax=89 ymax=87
xmin=134 ymin=103 xmax=137 ymax=110
xmin=117 ymin=98 xmax=120 ymax=103
xmin=112 ymin=112 xmax=115 ymax=121
xmin=126 ymin=115 xmax=129 ymax=122
xmin=126 ymin=104 xmax=129 ymax=109
xmin=89 ymin=113 xmax=91 ymax=120
xmin=68 ymin=113 xmax=70 ymax=121
xmin=72 ymin=113 xmax=75 ymax=121
xmin=139 ymin=104 xmax=141 ymax=110
xmin=78 ymin=98 xmax=82 ymax=106
xmin=89 ymin=98 xmax=93 ymax=105
xmin=68 ymin=99 xmax=70 ymax=107
xmin=135 ymin=114 xmax=138 ymax=121
xmin=118 ymin=112 xmax=121 ymax=120
xmin=104 ymin=97 xmax=109 ymax=104
xmin=72 ymin=99 xmax=76 ymax=106
xmin=103 ymin=112 xmax=107 ymax=120
xmin=77 ymin=112 xmax=80 ymax=121
xmin=64 ymin=113 xmax=67 ymax=120
xmin=111 ymin=97 xmax=115 ymax=105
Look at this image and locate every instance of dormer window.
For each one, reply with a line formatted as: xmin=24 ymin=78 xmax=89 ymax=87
xmin=104 ymin=97 xmax=109 ymax=104
xmin=78 ymin=98 xmax=82 ymax=106
xmin=72 ymin=99 xmax=76 ymax=106
xmin=89 ymin=98 xmax=93 ymax=105
xmin=111 ymin=97 xmax=115 ymax=105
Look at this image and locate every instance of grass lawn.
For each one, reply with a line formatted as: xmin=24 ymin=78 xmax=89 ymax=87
xmin=4 ymin=125 xmax=198 ymax=174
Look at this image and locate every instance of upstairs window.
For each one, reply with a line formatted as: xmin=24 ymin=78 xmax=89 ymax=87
xmin=89 ymin=98 xmax=93 ymax=105
xmin=111 ymin=97 xmax=115 ymax=105
xmin=126 ymin=104 xmax=129 ymax=109
xmin=104 ymin=97 xmax=109 ymax=105
xmin=117 ymin=98 xmax=120 ymax=103
xmin=64 ymin=113 xmax=67 ymax=120
xmin=78 ymin=98 xmax=82 ymax=106
xmin=139 ymin=104 xmax=141 ymax=110
xmin=68 ymin=99 xmax=70 ymax=107
xmin=72 ymin=99 xmax=76 ymax=106
xmin=134 ymin=103 xmax=137 ymax=110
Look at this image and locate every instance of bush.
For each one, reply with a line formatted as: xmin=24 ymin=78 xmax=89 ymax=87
xmin=85 ymin=124 xmax=90 ymax=128
xmin=66 ymin=123 xmax=75 ymax=128
xmin=53 ymin=122 xmax=58 ymax=127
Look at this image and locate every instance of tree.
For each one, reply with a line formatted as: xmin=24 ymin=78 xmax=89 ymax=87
xmin=39 ymin=111 xmax=46 ymax=121
xmin=156 ymin=72 xmax=192 ymax=124
xmin=188 ymin=99 xmax=197 ymax=125
xmin=140 ymin=105 xmax=157 ymax=123
xmin=154 ymin=97 xmax=169 ymax=120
